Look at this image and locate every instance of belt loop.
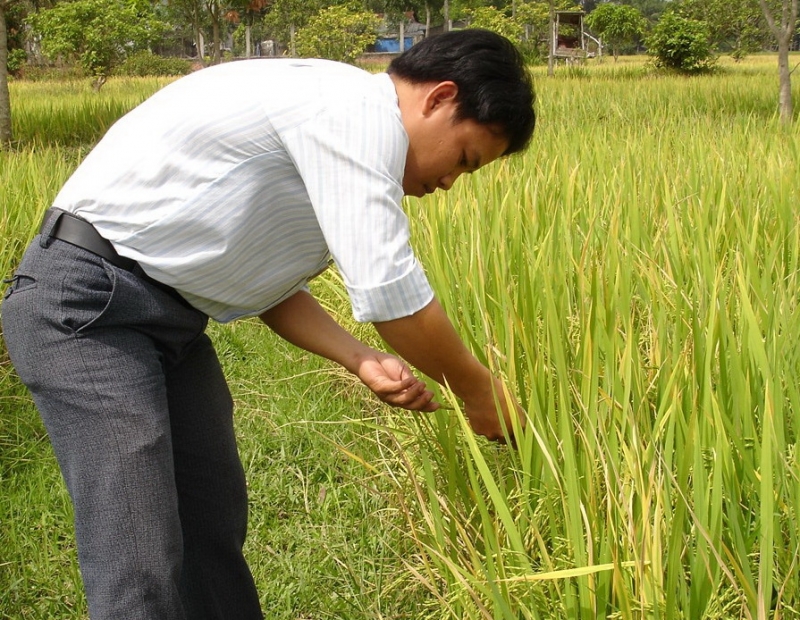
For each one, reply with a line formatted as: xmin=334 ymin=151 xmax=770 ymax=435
xmin=39 ymin=208 xmax=64 ymax=248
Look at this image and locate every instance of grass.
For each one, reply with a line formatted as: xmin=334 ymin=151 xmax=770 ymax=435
xmin=389 ymin=54 xmax=800 ymax=618
xmin=2 ymin=55 xmax=800 ymax=618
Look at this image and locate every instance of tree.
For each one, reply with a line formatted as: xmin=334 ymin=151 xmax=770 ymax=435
xmin=202 ymin=0 xmax=224 ymax=64
xmin=646 ymin=10 xmax=715 ymax=73
xmin=586 ymin=2 xmax=645 ymax=60
xmin=626 ymin=0 xmax=667 ymax=24
xmin=227 ymin=0 xmax=269 ymax=58
xmin=2 ymin=0 xmax=49 ymax=148
xmin=166 ymin=0 xmax=209 ymax=63
xmin=263 ymin=0 xmax=322 ymax=56
xmin=420 ymin=0 xmax=443 ymax=34
xmin=678 ymin=0 xmax=768 ymax=60
xmin=465 ymin=5 xmax=524 ymax=41
xmin=1 ymin=0 xmax=12 ymax=147
xmin=0 ymin=0 xmax=29 ymax=147
xmin=513 ymin=0 xmax=550 ymax=61
xmin=295 ymin=4 xmax=378 ymax=63
xmin=757 ymin=0 xmax=798 ymax=123
xmin=29 ymin=0 xmax=168 ymax=88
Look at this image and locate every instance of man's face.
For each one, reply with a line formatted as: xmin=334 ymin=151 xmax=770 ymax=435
xmin=401 ymin=82 xmax=510 ymax=198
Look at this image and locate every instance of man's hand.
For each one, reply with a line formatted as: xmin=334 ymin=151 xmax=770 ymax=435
xmin=261 ymin=291 xmax=440 ymax=413
xmin=374 ymin=299 xmax=526 ymax=444
xmin=356 ymin=352 xmax=440 ymax=412
xmin=462 ymin=376 xmax=526 ymax=443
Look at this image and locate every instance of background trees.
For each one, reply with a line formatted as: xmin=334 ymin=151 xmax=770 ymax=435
xmin=678 ymin=0 xmax=768 ymax=60
xmin=263 ymin=0 xmax=323 ymax=57
xmin=29 ymin=0 xmax=167 ymax=87
xmin=6 ymin=0 xmax=797 ymax=74
xmin=1 ymin=0 xmax=797 ymax=142
xmin=295 ymin=4 xmax=378 ymax=63
xmin=585 ymin=3 xmax=645 ymax=60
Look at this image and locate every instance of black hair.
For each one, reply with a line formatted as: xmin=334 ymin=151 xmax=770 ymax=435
xmin=388 ymin=29 xmax=535 ymax=155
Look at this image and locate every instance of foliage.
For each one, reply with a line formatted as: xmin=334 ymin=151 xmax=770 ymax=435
xmin=115 ymin=51 xmax=192 ymax=77
xmin=514 ymin=0 xmax=551 ymax=35
xmin=624 ymin=0 xmax=668 ymax=23
xmin=7 ymin=48 xmax=26 ymax=77
xmin=464 ymin=5 xmax=523 ymax=42
xmin=646 ymin=10 xmax=715 ymax=72
xmin=295 ymin=4 xmax=379 ymax=64
xmin=28 ymin=0 xmax=168 ymax=84
xmin=512 ymin=1 xmax=550 ymax=62
xmin=263 ymin=0 xmax=323 ymax=47
xmin=161 ymin=0 xmax=209 ymax=57
xmin=677 ymin=0 xmax=768 ymax=60
xmin=586 ymin=2 xmax=646 ymax=59
xmin=8 ymin=63 xmax=87 ymax=81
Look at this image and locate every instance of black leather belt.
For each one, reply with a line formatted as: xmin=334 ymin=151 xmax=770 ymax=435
xmin=40 ymin=208 xmax=137 ymax=271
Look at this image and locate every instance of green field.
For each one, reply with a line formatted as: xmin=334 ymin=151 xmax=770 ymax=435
xmin=2 ymin=55 xmax=799 ymax=619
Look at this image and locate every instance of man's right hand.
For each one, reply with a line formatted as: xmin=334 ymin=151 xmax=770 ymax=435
xmin=374 ymin=298 xmax=525 ymax=444
xmin=461 ymin=375 xmax=526 ymax=443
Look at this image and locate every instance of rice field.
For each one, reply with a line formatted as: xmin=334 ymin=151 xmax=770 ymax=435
xmin=2 ymin=55 xmax=799 ymax=619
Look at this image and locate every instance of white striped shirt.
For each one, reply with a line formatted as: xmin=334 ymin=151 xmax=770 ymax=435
xmin=53 ymin=59 xmax=434 ymax=323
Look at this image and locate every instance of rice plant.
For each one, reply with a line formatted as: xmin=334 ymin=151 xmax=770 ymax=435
xmin=370 ymin=57 xmax=800 ymax=619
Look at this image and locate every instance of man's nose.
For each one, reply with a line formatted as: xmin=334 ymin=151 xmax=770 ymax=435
xmin=438 ymin=172 xmax=461 ymax=191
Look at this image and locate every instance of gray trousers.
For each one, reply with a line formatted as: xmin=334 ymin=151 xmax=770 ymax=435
xmin=2 ymin=228 xmax=263 ymax=619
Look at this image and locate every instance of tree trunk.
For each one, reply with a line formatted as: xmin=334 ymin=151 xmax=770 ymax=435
xmin=289 ymin=22 xmax=296 ymax=57
xmin=547 ymin=0 xmax=555 ymax=77
xmin=425 ymin=3 xmax=430 ymax=37
xmin=0 ymin=3 xmax=11 ymax=149
xmin=777 ymin=38 xmax=792 ymax=123
xmin=246 ymin=23 xmax=252 ymax=58
xmin=758 ymin=0 xmax=798 ymax=124
xmin=443 ymin=0 xmax=450 ymax=32
xmin=399 ymin=20 xmax=405 ymax=53
xmin=212 ymin=17 xmax=221 ymax=64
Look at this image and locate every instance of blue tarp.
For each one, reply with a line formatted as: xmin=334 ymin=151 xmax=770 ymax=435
xmin=374 ymin=37 xmax=414 ymax=53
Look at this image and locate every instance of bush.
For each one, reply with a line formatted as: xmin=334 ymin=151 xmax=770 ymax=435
xmin=7 ymin=49 xmax=27 ymax=77
xmin=465 ymin=6 xmax=524 ymax=42
xmin=646 ymin=12 xmax=715 ymax=73
xmin=11 ymin=64 xmax=87 ymax=82
xmin=295 ymin=5 xmax=379 ymax=64
xmin=116 ymin=51 xmax=192 ymax=77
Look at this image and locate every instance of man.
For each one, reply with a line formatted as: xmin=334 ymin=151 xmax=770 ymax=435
xmin=2 ymin=29 xmax=535 ymax=619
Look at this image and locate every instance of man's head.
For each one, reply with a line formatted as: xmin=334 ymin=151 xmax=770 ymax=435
xmin=388 ymin=29 xmax=536 ymax=197
xmin=388 ymin=29 xmax=536 ymax=156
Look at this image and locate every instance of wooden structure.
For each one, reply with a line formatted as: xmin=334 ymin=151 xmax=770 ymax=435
xmin=551 ymin=10 xmax=588 ymax=63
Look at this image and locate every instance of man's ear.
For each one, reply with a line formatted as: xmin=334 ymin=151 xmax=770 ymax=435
xmin=422 ymin=81 xmax=459 ymax=116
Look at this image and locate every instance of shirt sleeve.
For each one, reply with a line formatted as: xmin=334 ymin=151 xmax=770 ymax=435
xmin=279 ymin=95 xmax=434 ymax=323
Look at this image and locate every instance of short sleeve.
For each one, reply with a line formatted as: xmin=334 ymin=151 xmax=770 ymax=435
xmin=280 ymin=87 xmax=434 ymax=322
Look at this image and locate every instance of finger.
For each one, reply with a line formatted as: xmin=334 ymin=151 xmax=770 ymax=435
xmin=385 ymin=385 xmax=437 ymax=411
xmin=403 ymin=389 xmax=438 ymax=412
xmin=419 ymin=399 xmax=441 ymax=412
xmin=371 ymin=375 xmax=419 ymax=397
xmin=385 ymin=382 xmax=426 ymax=406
